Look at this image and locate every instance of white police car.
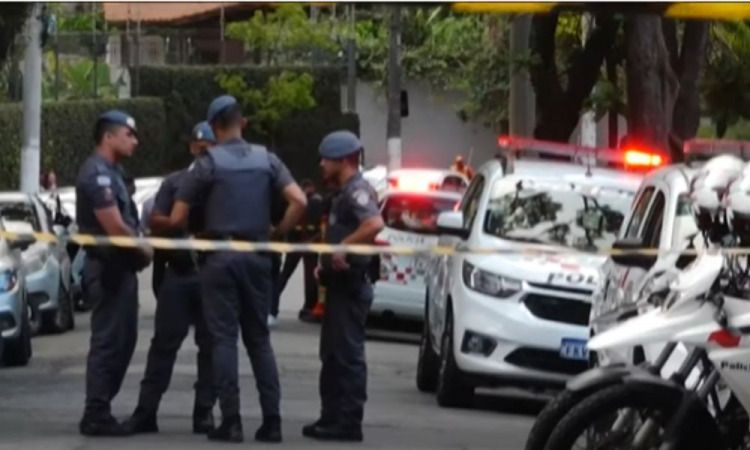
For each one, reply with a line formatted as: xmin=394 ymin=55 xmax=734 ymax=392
xmin=417 ymin=138 xmax=662 ymax=407
xmin=371 ymin=170 xmax=466 ymax=322
xmin=591 ymin=139 xmax=749 ymax=370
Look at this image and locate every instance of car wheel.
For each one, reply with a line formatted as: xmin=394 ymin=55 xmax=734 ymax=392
xmin=3 ymin=304 xmax=32 ymax=367
xmin=416 ymin=297 xmax=440 ymax=393
xmin=42 ymin=279 xmax=74 ymax=334
xmin=27 ymin=298 xmax=42 ymax=337
xmin=436 ymin=309 xmax=474 ymax=408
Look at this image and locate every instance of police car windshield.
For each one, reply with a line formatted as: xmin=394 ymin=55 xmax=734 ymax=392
xmin=382 ymin=193 xmax=459 ymax=235
xmin=484 ymin=179 xmax=634 ymax=252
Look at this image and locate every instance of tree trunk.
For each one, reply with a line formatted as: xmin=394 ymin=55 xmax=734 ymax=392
xmin=670 ymin=21 xmax=709 ymax=142
xmin=624 ymin=15 xmax=679 ymax=158
xmin=530 ymin=13 xmax=619 ymax=142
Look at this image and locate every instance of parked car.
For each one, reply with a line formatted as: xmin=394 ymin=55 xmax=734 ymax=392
xmin=419 ymin=139 xmax=654 ymax=408
xmin=0 ymin=228 xmax=36 ymax=367
xmin=0 ymin=192 xmax=75 ymax=335
xmin=372 ymin=172 xmax=464 ymax=322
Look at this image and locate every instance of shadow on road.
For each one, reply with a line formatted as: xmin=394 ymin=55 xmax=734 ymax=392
xmin=472 ymin=391 xmax=548 ymax=417
xmin=366 ymin=317 xmax=421 ymax=345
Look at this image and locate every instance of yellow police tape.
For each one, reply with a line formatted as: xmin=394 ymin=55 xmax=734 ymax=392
xmin=0 ymin=230 xmax=729 ymax=257
xmin=452 ymin=2 xmax=750 ymax=21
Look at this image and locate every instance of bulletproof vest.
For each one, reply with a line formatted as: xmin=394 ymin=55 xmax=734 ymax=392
xmin=204 ymin=141 xmax=272 ymax=240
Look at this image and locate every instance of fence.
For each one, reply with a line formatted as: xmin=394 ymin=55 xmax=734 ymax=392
xmin=0 ymin=25 xmax=346 ymax=104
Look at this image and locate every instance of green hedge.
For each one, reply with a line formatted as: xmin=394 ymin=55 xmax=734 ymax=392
xmin=0 ymin=97 xmax=166 ymax=190
xmin=137 ymin=65 xmax=358 ymax=181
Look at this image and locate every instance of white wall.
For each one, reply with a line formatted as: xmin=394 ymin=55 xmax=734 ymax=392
xmin=349 ymin=81 xmax=500 ymax=171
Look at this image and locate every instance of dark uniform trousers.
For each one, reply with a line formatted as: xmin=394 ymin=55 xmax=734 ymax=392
xmin=83 ymin=255 xmax=139 ymax=419
xmin=319 ymin=270 xmax=373 ymax=426
xmin=201 ymin=251 xmax=281 ymax=418
xmin=138 ymin=265 xmax=215 ymax=412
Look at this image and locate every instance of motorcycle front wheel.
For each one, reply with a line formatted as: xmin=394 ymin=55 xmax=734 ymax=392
xmin=544 ymin=384 xmax=720 ymax=450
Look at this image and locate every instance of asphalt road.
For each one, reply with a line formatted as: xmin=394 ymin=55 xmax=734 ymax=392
xmin=0 ymin=264 xmax=540 ymax=449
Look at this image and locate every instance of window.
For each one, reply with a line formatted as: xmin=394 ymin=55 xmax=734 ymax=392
xmin=0 ymin=202 xmax=41 ymax=232
xmin=381 ymin=194 xmax=459 ymax=235
xmin=441 ymin=176 xmax=467 ymax=193
xmin=483 ymin=179 xmax=633 ymax=252
xmin=624 ymin=187 xmax=655 ymax=239
xmin=460 ymin=175 xmax=485 ymax=230
xmin=641 ymin=192 xmax=666 ymax=248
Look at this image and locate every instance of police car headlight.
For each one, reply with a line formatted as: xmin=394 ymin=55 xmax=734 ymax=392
xmin=462 ymin=262 xmax=521 ymax=299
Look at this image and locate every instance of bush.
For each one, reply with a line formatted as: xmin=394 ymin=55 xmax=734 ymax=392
xmin=0 ymin=97 xmax=166 ymax=190
xmin=137 ymin=65 xmax=357 ymax=181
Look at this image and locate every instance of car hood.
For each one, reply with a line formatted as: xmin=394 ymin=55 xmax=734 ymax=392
xmin=467 ymin=241 xmax=608 ymax=295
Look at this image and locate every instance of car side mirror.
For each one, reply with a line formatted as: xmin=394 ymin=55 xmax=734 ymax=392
xmin=610 ymin=238 xmax=657 ymax=270
xmin=437 ymin=211 xmax=470 ymax=240
xmin=8 ymin=235 xmax=36 ymax=252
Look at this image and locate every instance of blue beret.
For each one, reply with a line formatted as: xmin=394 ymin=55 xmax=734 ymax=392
xmin=191 ymin=121 xmax=216 ymax=143
xmin=207 ymin=95 xmax=239 ymax=124
xmin=319 ymin=130 xmax=362 ymax=159
xmin=98 ymin=110 xmax=137 ymax=134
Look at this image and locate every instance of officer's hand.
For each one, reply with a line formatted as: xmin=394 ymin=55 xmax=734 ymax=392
xmin=331 ymin=253 xmax=350 ymax=271
xmin=314 ymin=265 xmax=321 ymax=280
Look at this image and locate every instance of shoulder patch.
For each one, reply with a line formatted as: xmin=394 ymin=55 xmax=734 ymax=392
xmin=96 ymin=175 xmax=111 ymax=187
xmin=353 ymin=189 xmax=370 ymax=206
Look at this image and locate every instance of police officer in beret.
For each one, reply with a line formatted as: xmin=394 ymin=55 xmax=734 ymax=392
xmin=167 ymin=96 xmax=307 ymax=443
xmin=76 ymin=110 xmax=153 ymax=436
xmin=303 ymin=131 xmax=384 ymax=442
xmin=126 ymin=121 xmax=217 ymax=435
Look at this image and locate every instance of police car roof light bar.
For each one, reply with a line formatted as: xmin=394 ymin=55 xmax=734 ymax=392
xmin=496 ymin=136 xmax=667 ymax=170
xmin=683 ymin=138 xmax=750 ymax=163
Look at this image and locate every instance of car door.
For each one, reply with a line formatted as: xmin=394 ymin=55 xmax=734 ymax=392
xmin=611 ymin=184 xmax=669 ymax=310
xmin=431 ymin=174 xmax=486 ymax=344
xmin=35 ymin=196 xmax=71 ymax=291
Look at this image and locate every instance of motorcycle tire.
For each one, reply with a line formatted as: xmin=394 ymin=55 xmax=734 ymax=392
xmin=525 ymin=389 xmax=585 ymax=450
xmin=544 ymin=384 xmax=720 ymax=450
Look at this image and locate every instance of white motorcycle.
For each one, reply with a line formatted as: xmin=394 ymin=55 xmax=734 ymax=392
xmin=543 ymin=250 xmax=750 ymax=450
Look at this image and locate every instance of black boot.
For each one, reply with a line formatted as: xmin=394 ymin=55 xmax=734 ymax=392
xmin=79 ymin=415 xmax=134 ymax=437
xmin=207 ymin=414 xmax=243 ymax=443
xmin=303 ymin=422 xmax=363 ymax=442
xmin=193 ymin=406 xmax=215 ymax=435
xmin=124 ymin=406 xmax=159 ymax=434
xmin=301 ymin=415 xmax=336 ymax=438
xmin=255 ymin=415 xmax=282 ymax=443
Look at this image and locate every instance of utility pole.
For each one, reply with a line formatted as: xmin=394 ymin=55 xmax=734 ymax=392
xmin=345 ymin=3 xmax=357 ymax=112
xmin=386 ymin=4 xmax=402 ymax=171
xmin=508 ymin=14 xmax=534 ymax=137
xmin=20 ymin=3 xmax=43 ymax=194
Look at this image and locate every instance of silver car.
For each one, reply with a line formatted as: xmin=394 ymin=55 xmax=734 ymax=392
xmin=0 ymin=192 xmax=75 ymax=335
xmin=0 ymin=224 xmax=35 ymax=367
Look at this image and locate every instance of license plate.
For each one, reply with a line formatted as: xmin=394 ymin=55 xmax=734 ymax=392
xmin=560 ymin=338 xmax=589 ymax=361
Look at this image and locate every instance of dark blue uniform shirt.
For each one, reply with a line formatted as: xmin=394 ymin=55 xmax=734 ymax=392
xmin=76 ymin=152 xmax=137 ymax=234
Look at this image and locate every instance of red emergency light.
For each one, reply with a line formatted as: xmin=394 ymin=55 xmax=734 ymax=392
xmin=497 ymin=135 xmax=668 ymax=171
xmin=623 ymin=149 xmax=665 ymax=168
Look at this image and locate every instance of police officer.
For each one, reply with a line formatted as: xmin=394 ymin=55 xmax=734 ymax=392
xmin=76 ymin=110 xmax=152 ymax=436
xmin=168 ymin=95 xmax=307 ymax=443
xmin=302 ymin=131 xmax=384 ymax=442
xmin=126 ymin=121 xmax=217 ymax=435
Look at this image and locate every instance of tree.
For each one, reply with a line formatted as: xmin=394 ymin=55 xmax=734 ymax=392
xmin=529 ymin=12 xmax=620 ymax=141
xmin=356 ymin=7 xmax=511 ymax=130
xmin=702 ymin=21 xmax=750 ymax=137
xmin=218 ymin=4 xmax=324 ymax=140
xmin=0 ymin=3 xmax=32 ymax=69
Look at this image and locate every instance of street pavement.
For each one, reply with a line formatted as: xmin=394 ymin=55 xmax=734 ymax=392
xmin=0 ymin=264 xmax=540 ymax=449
